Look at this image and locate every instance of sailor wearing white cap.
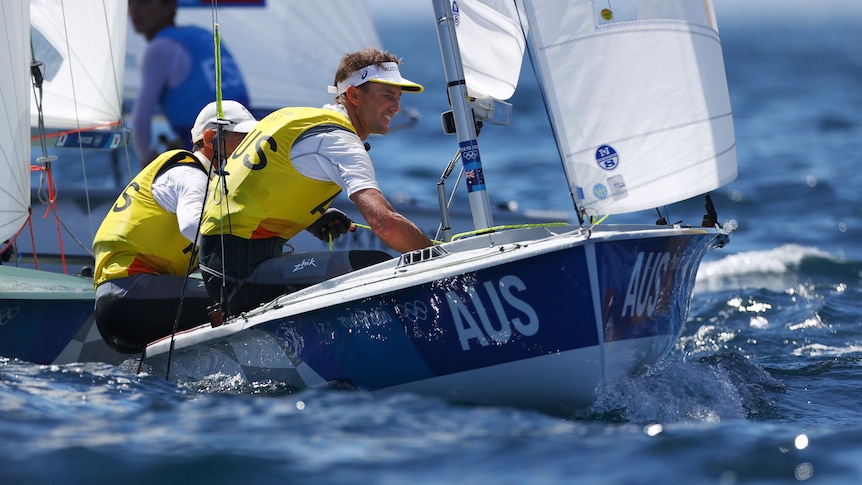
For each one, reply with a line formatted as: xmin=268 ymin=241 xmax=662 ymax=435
xmin=94 ymin=100 xmax=257 ymax=353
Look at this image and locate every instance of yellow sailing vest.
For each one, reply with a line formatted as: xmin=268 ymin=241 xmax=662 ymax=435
xmin=93 ymin=150 xmax=205 ymax=287
xmin=200 ymin=107 xmax=353 ymax=239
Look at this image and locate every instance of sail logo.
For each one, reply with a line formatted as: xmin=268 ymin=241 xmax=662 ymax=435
xmin=595 ymin=144 xmax=619 ymax=170
xmin=447 ymin=275 xmax=539 ymax=351
xmin=621 ymin=251 xmax=671 ymax=318
xmin=593 ymin=183 xmax=608 ymax=200
xmin=608 ymin=174 xmax=628 ymax=200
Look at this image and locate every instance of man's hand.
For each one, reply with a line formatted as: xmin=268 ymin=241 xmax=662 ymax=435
xmin=306 ymin=208 xmax=356 ymax=242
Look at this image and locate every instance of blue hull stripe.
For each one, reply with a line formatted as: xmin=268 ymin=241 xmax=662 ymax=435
xmin=248 ymin=233 xmax=713 ymax=390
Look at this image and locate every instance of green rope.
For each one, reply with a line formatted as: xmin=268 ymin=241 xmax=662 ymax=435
xmin=450 ymin=222 xmax=569 ymax=241
xmin=213 ymin=23 xmax=223 ymax=118
xmin=330 ymin=221 xmax=578 ymax=250
xmin=591 ymin=214 xmax=609 ymax=226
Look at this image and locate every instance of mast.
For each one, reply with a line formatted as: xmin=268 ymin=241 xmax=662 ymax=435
xmin=431 ymin=0 xmax=493 ymax=230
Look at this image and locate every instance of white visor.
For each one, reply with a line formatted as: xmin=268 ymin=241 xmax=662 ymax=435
xmin=327 ymin=62 xmax=424 ymax=96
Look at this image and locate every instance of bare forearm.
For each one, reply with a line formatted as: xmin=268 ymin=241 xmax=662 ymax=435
xmin=351 ymin=188 xmax=432 ymax=253
xmin=372 ymin=214 xmax=432 ymax=253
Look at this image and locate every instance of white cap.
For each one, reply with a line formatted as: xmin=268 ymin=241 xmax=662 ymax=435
xmin=327 ymin=62 xmax=424 ymax=96
xmin=191 ymin=100 xmax=257 ymax=143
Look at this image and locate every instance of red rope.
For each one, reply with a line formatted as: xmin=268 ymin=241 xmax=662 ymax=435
xmin=26 ymin=164 xmax=68 ymax=273
xmin=0 ymin=213 xmax=32 ymax=266
xmin=28 ymin=120 xmax=122 ymax=142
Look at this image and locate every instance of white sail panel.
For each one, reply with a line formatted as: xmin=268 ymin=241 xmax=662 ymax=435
xmin=522 ymin=0 xmax=737 ymax=216
xmin=0 ymin=0 xmax=31 ymax=243
xmin=124 ymin=1 xmax=382 ymax=111
xmin=29 ymin=0 xmax=127 ymax=131
xmin=454 ymin=0 xmax=526 ymax=101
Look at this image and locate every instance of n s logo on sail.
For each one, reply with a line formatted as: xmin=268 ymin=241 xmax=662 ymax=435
xmin=621 ymin=251 xmax=671 ymax=318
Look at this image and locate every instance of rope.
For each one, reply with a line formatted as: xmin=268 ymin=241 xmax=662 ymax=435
xmin=451 ymin=222 xmax=569 ymax=241
xmin=164 ymin=2 xmax=225 ymax=379
xmin=28 ymin=120 xmax=123 ymax=141
xmin=352 ymin=221 xmax=573 ymax=246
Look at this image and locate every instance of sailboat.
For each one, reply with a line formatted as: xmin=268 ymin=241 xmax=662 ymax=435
xmin=141 ymin=0 xmax=737 ymax=414
xmin=0 ymin=0 xmax=128 ymax=365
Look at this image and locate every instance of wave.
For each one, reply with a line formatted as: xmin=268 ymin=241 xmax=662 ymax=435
xmin=582 ymin=351 xmax=785 ymax=423
xmin=696 ymin=244 xmax=862 ymax=292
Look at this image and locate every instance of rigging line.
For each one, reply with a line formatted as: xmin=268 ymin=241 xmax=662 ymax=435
xmin=166 ymin=0 xmax=227 ymax=379
xmin=209 ymin=1 xmax=235 ymax=325
xmin=29 ymin=41 xmax=67 ymax=272
xmin=439 ymin=160 xmax=465 ymax=242
xmin=29 ymin=41 xmax=51 ymax=208
xmin=100 ymin=0 xmax=124 ymax=134
xmin=210 ymin=0 xmax=220 ymax=30
xmin=451 ymin=222 xmax=570 ymax=241
xmin=28 ymin=120 xmax=123 ymax=140
xmin=162 ymin=152 xmax=208 ymax=380
xmin=58 ymin=0 xmax=101 ymax=251
xmin=209 ymin=0 xmax=223 ymax=119
xmin=30 ymin=166 xmax=95 ymax=257
xmin=100 ymin=0 xmax=135 ymax=184
xmin=512 ymin=0 xmax=585 ymax=226
xmin=433 ymin=115 xmax=483 ymax=242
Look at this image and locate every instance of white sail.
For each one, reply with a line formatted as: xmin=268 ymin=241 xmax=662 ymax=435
xmin=29 ymin=0 xmax=127 ymax=131
xmin=521 ymin=0 xmax=737 ymax=215
xmin=454 ymin=0 xmax=525 ymax=101
xmin=0 ymin=0 xmax=31 ymax=243
xmin=124 ymin=1 xmax=383 ymax=111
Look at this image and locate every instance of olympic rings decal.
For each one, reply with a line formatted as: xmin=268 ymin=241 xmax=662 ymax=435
xmin=395 ymin=301 xmax=429 ymax=322
xmin=0 ymin=306 xmax=20 ymax=326
xmin=461 ymin=146 xmax=478 ymax=160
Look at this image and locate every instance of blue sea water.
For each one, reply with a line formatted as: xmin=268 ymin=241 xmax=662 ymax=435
xmin=4 ymin=8 xmax=862 ymax=485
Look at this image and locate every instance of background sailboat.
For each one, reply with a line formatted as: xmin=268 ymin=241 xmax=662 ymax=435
xmin=16 ymin=0 xmax=562 ymax=271
xmin=0 ymin=0 xmax=127 ymax=365
xmin=125 ymin=0 xmax=384 ymax=113
xmin=12 ymin=0 xmax=130 ymax=272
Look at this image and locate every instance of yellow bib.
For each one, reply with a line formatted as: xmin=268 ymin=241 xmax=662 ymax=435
xmin=93 ymin=150 xmax=204 ymax=286
xmin=201 ymin=107 xmax=354 ymax=239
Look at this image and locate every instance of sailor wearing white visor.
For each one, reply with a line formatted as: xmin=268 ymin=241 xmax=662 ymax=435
xmin=328 ymin=61 xmax=424 ymax=96
xmin=199 ymin=48 xmax=433 ymax=316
